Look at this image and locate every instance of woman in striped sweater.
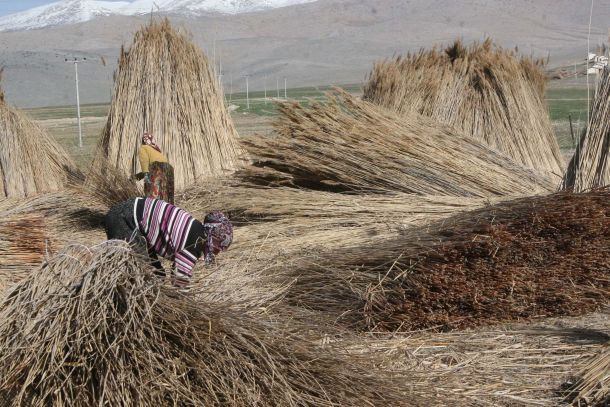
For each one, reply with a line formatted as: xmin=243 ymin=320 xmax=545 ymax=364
xmin=105 ymin=197 xmax=233 ymax=288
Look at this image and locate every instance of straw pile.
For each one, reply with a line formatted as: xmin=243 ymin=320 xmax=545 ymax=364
xmin=242 ymin=91 xmax=554 ymax=197
xmin=567 ymin=345 xmax=610 ymax=406
xmin=0 ymin=212 xmax=49 ymax=292
xmin=0 ymin=71 xmax=78 ymax=198
xmin=96 ymin=19 xmax=243 ymax=190
xmin=562 ymin=67 xmax=610 ymax=192
xmin=362 ymin=39 xmax=564 ymax=178
xmin=0 ymin=241 xmax=411 ymax=406
xmin=276 ymin=190 xmax=610 ymax=331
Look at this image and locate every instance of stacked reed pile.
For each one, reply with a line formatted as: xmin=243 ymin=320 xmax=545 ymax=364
xmin=362 ymin=39 xmax=564 ymax=178
xmin=567 ymin=345 xmax=610 ymax=406
xmin=96 ymin=19 xmax=244 ymax=190
xmin=562 ymin=67 xmax=610 ymax=192
xmin=0 ymin=241 xmax=411 ymax=406
xmin=0 ymin=212 xmax=49 ymax=292
xmin=275 ymin=190 xmax=610 ymax=330
xmin=242 ymin=91 xmax=553 ymax=197
xmin=0 ymin=69 xmax=78 ymax=198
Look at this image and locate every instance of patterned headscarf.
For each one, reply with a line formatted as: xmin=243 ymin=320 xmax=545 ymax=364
xmin=142 ymin=132 xmax=161 ymax=152
xmin=202 ymin=211 xmax=233 ymax=265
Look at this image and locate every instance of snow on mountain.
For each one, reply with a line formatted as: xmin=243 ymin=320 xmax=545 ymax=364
xmin=0 ymin=0 xmax=318 ymax=31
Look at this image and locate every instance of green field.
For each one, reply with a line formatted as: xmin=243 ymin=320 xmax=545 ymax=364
xmin=26 ymin=80 xmax=590 ymax=168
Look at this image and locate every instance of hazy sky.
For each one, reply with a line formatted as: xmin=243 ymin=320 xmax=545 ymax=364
xmin=0 ymin=0 xmax=126 ymax=17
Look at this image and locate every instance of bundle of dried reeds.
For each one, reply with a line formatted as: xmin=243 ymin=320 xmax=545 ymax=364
xmin=95 ymin=19 xmax=244 ymax=191
xmin=0 ymin=213 xmax=49 ymax=292
xmin=0 ymin=79 xmax=78 ymax=197
xmin=242 ymin=91 xmax=554 ymax=197
xmin=276 ymin=190 xmax=610 ymax=331
xmin=567 ymin=345 xmax=610 ymax=406
xmin=0 ymin=241 xmax=410 ymax=406
xmin=363 ymin=39 xmax=564 ymax=177
xmin=562 ymin=67 xmax=610 ymax=192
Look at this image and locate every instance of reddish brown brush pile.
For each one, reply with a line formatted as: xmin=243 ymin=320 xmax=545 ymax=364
xmin=362 ymin=191 xmax=610 ymax=331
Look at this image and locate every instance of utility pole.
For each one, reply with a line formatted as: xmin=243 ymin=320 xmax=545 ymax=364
xmin=276 ymin=78 xmax=280 ymax=98
xmin=284 ymin=77 xmax=287 ymax=99
xmin=264 ymin=76 xmax=267 ymax=105
xmin=246 ymin=75 xmax=250 ymax=110
xmin=65 ymin=58 xmax=86 ymax=148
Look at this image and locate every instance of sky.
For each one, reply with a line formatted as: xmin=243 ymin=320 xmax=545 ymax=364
xmin=0 ymin=0 xmax=126 ymax=16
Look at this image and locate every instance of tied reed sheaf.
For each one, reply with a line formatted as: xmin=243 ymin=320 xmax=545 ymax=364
xmin=242 ymin=90 xmax=554 ymax=197
xmin=567 ymin=345 xmax=610 ymax=406
xmin=0 ymin=213 xmax=49 ymax=293
xmin=0 ymin=241 xmax=410 ymax=407
xmin=362 ymin=39 xmax=564 ymax=178
xmin=562 ymin=67 xmax=610 ymax=192
xmin=277 ymin=191 xmax=610 ymax=331
xmin=0 ymin=70 xmax=78 ymax=198
xmin=95 ymin=19 xmax=244 ymax=190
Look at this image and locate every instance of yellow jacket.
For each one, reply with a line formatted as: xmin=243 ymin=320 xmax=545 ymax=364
xmin=139 ymin=144 xmax=168 ymax=173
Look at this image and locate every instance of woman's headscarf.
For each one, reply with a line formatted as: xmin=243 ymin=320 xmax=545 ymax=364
xmin=141 ymin=132 xmax=161 ymax=152
xmin=202 ymin=211 xmax=233 ymax=265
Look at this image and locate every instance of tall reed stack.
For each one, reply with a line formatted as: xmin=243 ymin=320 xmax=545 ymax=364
xmin=363 ymin=39 xmax=564 ymax=179
xmin=242 ymin=91 xmax=554 ymax=197
xmin=96 ymin=19 xmax=243 ymax=190
xmin=0 ymin=70 xmax=78 ymax=198
xmin=562 ymin=67 xmax=610 ymax=192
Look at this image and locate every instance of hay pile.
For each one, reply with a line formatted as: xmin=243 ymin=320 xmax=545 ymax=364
xmin=242 ymin=91 xmax=554 ymax=197
xmin=362 ymin=39 xmax=563 ymax=178
xmin=0 ymin=241 xmax=410 ymax=406
xmin=96 ymin=19 xmax=243 ymax=190
xmin=562 ymin=67 xmax=610 ymax=192
xmin=276 ymin=190 xmax=610 ymax=331
xmin=0 ymin=71 xmax=78 ymax=198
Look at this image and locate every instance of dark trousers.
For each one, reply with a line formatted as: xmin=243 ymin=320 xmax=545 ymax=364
xmin=105 ymin=198 xmax=164 ymax=275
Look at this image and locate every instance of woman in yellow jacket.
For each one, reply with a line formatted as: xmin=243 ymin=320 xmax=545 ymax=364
xmin=136 ymin=133 xmax=175 ymax=203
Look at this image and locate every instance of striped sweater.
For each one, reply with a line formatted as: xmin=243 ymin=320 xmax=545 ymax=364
xmin=133 ymin=197 xmax=204 ymax=283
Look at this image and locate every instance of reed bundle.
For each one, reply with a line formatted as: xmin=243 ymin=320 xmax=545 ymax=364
xmin=567 ymin=345 xmax=610 ymax=406
xmin=562 ymin=67 xmax=610 ymax=192
xmin=0 ymin=213 xmax=49 ymax=292
xmin=0 ymin=241 xmax=409 ymax=406
xmin=95 ymin=19 xmax=244 ymax=190
xmin=242 ymin=91 xmax=554 ymax=197
xmin=362 ymin=39 xmax=564 ymax=177
xmin=275 ymin=191 xmax=610 ymax=331
xmin=0 ymin=78 xmax=78 ymax=198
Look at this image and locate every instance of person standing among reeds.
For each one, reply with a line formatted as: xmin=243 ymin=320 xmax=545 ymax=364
xmin=104 ymin=197 xmax=233 ymax=289
xmin=136 ymin=132 xmax=175 ymax=203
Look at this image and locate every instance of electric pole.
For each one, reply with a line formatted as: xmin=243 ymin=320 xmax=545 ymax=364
xmin=246 ymin=75 xmax=250 ymax=110
xmin=65 ymin=58 xmax=86 ymax=148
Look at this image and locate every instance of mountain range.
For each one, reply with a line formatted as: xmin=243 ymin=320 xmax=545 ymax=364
xmin=0 ymin=0 xmax=318 ymax=31
xmin=1 ymin=0 xmax=609 ymax=108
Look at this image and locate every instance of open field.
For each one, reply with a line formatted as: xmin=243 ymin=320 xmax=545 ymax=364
xmin=26 ymin=80 xmax=588 ymax=169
